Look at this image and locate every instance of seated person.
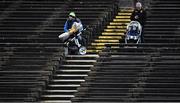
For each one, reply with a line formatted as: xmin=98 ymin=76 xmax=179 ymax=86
xmin=64 ymin=12 xmax=82 ymax=33
xmin=59 ymin=12 xmax=83 ymax=42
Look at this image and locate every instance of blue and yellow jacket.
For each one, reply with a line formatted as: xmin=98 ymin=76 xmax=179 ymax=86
xmin=64 ymin=18 xmax=82 ymax=32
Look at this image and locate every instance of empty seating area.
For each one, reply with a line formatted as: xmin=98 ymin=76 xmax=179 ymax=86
xmin=144 ymin=0 xmax=180 ymax=43
xmin=0 ymin=42 xmax=64 ymax=102
xmin=72 ymin=43 xmax=180 ymax=102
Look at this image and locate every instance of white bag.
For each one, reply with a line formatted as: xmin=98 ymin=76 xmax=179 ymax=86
xmin=58 ymin=32 xmax=70 ymax=42
xmin=73 ymin=22 xmax=83 ymax=32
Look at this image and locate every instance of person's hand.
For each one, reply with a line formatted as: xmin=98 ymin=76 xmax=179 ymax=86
xmin=135 ymin=15 xmax=139 ymax=19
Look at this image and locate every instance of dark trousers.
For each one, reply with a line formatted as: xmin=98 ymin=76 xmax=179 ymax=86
xmin=141 ymin=26 xmax=144 ymax=43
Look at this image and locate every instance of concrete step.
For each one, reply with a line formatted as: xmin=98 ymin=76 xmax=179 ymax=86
xmin=41 ymin=94 xmax=74 ymax=98
xmin=109 ymin=22 xmax=128 ymax=26
xmin=104 ymin=29 xmax=126 ymax=32
xmin=106 ymin=25 xmax=127 ymax=29
xmin=115 ymin=16 xmax=130 ymax=19
xmin=94 ymin=39 xmax=120 ymax=43
xmin=86 ymin=49 xmax=102 ymax=54
xmin=65 ymin=54 xmax=99 ymax=58
xmin=60 ymin=65 xmax=94 ymax=68
xmin=52 ymin=79 xmax=86 ymax=82
xmin=54 ymin=74 xmax=88 ymax=77
xmin=102 ymin=32 xmax=124 ymax=36
xmin=57 ymin=69 xmax=91 ymax=73
xmin=42 ymin=100 xmax=71 ymax=103
xmin=48 ymin=84 xmax=80 ymax=87
xmin=113 ymin=19 xmax=130 ymax=22
xmin=98 ymin=36 xmax=122 ymax=39
xmin=91 ymin=43 xmax=119 ymax=46
xmin=118 ymin=12 xmax=132 ymax=16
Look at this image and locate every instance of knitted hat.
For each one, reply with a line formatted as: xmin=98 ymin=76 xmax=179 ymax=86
xmin=69 ymin=12 xmax=76 ymax=17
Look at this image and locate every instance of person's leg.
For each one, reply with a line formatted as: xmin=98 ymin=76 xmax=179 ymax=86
xmin=141 ymin=26 xmax=144 ymax=43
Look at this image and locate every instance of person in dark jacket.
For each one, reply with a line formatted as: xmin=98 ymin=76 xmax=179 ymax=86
xmin=131 ymin=2 xmax=146 ymax=43
xmin=131 ymin=2 xmax=146 ymax=26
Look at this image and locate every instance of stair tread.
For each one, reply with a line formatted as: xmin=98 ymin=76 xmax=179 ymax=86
xmin=64 ymin=60 xmax=96 ymax=62
xmin=54 ymin=74 xmax=88 ymax=77
xmin=42 ymin=95 xmax=74 ymax=98
xmin=48 ymin=84 xmax=80 ymax=87
xmin=52 ymin=79 xmax=85 ymax=82
xmin=60 ymin=65 xmax=94 ymax=67
xmin=45 ymin=90 xmax=77 ymax=92
xmin=58 ymin=70 xmax=91 ymax=72
xmin=42 ymin=100 xmax=71 ymax=103
xmin=66 ymin=54 xmax=99 ymax=58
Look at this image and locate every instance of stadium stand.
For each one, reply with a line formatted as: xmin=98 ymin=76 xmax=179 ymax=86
xmin=72 ymin=0 xmax=180 ymax=102
xmin=40 ymin=0 xmax=118 ymax=102
xmin=0 ymin=0 xmax=118 ymax=102
xmin=1 ymin=0 xmax=180 ymax=103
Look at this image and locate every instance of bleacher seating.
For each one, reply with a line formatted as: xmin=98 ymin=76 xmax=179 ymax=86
xmin=144 ymin=0 xmax=180 ymax=43
xmin=71 ymin=0 xmax=180 ymax=102
xmin=0 ymin=0 xmax=118 ymax=102
xmin=40 ymin=0 xmax=118 ymax=102
xmin=0 ymin=0 xmax=66 ymax=102
xmin=1 ymin=0 xmax=180 ymax=102
xmin=72 ymin=43 xmax=180 ymax=102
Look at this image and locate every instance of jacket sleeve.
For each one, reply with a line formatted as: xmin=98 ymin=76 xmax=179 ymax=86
xmin=130 ymin=10 xmax=135 ymax=21
xmin=64 ymin=21 xmax=68 ymax=32
xmin=143 ymin=10 xmax=147 ymax=25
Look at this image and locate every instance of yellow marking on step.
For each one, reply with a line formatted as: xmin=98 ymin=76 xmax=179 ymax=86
xmin=104 ymin=29 xmax=126 ymax=32
xmin=89 ymin=46 xmax=119 ymax=49
xmin=102 ymin=32 xmax=124 ymax=36
xmin=94 ymin=40 xmax=119 ymax=43
xmin=107 ymin=26 xmax=127 ymax=29
xmin=88 ymin=46 xmax=106 ymax=49
xmin=113 ymin=19 xmax=131 ymax=22
xmin=118 ymin=13 xmax=132 ymax=16
xmin=87 ymin=49 xmax=101 ymax=53
xmin=91 ymin=43 xmax=119 ymax=46
xmin=116 ymin=16 xmax=131 ymax=19
xmin=120 ymin=9 xmax=134 ymax=12
xmin=110 ymin=22 xmax=129 ymax=25
xmin=98 ymin=36 xmax=122 ymax=39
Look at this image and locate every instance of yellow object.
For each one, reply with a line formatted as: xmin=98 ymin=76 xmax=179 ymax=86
xmin=118 ymin=13 xmax=132 ymax=16
xmin=113 ymin=19 xmax=131 ymax=22
xmin=87 ymin=8 xmax=133 ymax=54
xmin=116 ymin=16 xmax=130 ymax=19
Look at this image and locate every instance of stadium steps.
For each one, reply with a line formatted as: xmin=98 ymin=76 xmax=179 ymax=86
xmin=144 ymin=0 xmax=180 ymax=43
xmin=87 ymin=8 xmax=133 ymax=54
xmin=41 ymin=54 xmax=99 ymax=103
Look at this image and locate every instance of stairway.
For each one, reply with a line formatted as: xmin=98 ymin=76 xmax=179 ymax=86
xmin=41 ymin=8 xmax=132 ymax=103
xmin=87 ymin=8 xmax=133 ymax=53
xmin=71 ymin=0 xmax=180 ymax=102
xmin=144 ymin=0 xmax=180 ymax=43
xmin=41 ymin=54 xmax=99 ymax=103
xmin=72 ymin=44 xmax=180 ymax=103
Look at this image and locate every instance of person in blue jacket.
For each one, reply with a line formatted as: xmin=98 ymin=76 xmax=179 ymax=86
xmin=62 ymin=12 xmax=85 ymax=50
xmin=64 ymin=12 xmax=82 ymax=32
